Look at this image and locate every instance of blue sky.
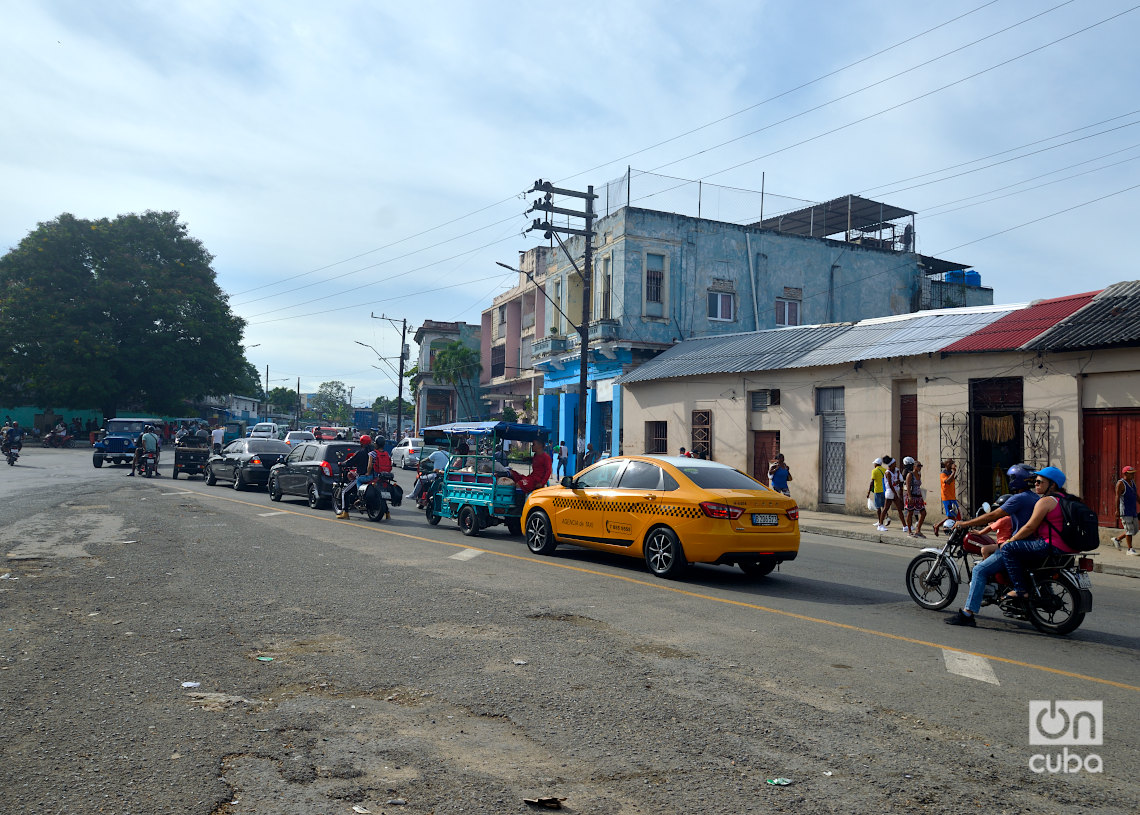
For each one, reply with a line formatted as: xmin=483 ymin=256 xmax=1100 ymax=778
xmin=3 ymin=1 xmax=1138 ymax=404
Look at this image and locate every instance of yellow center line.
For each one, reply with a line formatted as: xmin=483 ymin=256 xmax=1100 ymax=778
xmin=180 ymin=485 xmax=1140 ymax=693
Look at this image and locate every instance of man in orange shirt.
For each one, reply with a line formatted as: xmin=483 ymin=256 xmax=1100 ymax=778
xmin=934 ymin=459 xmax=959 ymax=536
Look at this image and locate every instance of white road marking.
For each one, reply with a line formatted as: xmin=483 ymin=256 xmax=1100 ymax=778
xmin=942 ymin=648 xmax=999 ymax=685
xmin=258 ymin=511 xmax=287 ymax=517
xmin=449 ymin=548 xmax=483 ymax=561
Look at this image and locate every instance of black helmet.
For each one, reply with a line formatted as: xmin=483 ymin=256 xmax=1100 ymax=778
xmin=993 ymin=493 xmax=1013 ymax=509
xmin=1006 ymin=464 xmax=1034 ymax=493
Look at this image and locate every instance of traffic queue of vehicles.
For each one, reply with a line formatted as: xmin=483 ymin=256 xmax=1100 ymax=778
xmin=81 ymin=419 xmax=803 ymax=582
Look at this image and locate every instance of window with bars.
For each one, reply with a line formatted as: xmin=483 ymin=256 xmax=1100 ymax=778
xmin=750 ymin=389 xmax=780 ymax=411
xmin=490 ymin=345 xmax=505 ymax=378
xmin=645 ymin=421 xmax=668 ymax=453
xmin=646 ymin=253 xmax=664 ymax=303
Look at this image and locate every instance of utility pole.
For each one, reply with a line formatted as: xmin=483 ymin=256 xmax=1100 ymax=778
xmin=371 ymin=313 xmax=409 ymax=440
xmin=526 ymin=180 xmax=596 ymax=463
xmin=264 ymin=365 xmax=269 ymax=421
xmin=296 ymin=377 xmax=301 ymax=429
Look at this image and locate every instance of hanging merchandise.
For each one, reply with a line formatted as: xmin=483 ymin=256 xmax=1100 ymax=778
xmin=981 ymin=414 xmax=1015 ymax=443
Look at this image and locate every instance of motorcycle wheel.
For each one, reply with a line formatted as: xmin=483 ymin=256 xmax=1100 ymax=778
xmin=1026 ymin=574 xmax=1085 ymax=636
xmin=366 ymin=493 xmax=386 ymax=522
xmin=905 ymin=553 xmax=958 ymax=610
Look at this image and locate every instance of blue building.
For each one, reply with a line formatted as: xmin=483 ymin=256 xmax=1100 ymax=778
xmin=483 ymin=197 xmax=991 ymax=470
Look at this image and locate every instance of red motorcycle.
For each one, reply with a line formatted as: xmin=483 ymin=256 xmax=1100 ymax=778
xmin=42 ymin=430 xmax=75 ymax=448
xmin=905 ymin=505 xmax=1094 ymax=635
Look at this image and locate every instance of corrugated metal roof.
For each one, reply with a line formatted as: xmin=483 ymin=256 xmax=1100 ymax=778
xmin=940 ymin=291 xmax=1100 ymax=354
xmin=615 ymin=323 xmax=853 ymax=384
xmin=1026 ymin=280 xmax=1140 ymax=351
xmin=786 ymin=306 xmax=1017 ymax=368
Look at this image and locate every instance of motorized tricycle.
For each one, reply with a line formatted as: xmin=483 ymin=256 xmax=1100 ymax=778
xmin=172 ymin=435 xmax=210 ymax=479
xmin=420 ymin=421 xmax=550 ymax=537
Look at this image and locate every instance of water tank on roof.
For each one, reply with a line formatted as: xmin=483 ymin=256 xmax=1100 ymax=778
xmin=964 ymin=270 xmax=981 ymax=287
xmin=946 ymin=271 xmax=966 ymax=284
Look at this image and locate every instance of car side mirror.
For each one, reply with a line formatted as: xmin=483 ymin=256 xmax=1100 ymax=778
xmin=560 ymin=476 xmax=575 ymax=489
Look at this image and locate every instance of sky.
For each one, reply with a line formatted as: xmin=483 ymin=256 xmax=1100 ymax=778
xmin=3 ymin=1 xmax=1139 ymax=406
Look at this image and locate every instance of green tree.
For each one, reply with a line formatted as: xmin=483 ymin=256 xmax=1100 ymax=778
xmin=432 ymin=341 xmax=483 ymax=421
xmin=309 ymin=381 xmax=349 ymax=424
xmin=0 ymin=211 xmax=249 ymax=417
xmin=267 ymin=386 xmax=297 ymax=412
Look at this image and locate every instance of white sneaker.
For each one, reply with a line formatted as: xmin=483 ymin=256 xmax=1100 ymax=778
xmin=1128 ymin=549 xmax=1138 ymax=556
xmin=883 ymin=518 xmax=891 ymax=527
xmin=876 ymin=524 xmax=887 ymax=532
xmin=902 ymin=526 xmax=910 ymax=533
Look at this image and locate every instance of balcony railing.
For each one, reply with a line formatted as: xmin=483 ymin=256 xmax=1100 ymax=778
xmin=531 ymin=335 xmax=570 ymax=358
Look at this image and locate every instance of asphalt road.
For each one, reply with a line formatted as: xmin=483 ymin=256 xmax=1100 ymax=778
xmin=2 ymin=448 xmax=1138 ymax=814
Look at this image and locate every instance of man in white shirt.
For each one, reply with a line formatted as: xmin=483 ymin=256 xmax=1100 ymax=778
xmin=210 ymin=425 xmax=224 ymax=454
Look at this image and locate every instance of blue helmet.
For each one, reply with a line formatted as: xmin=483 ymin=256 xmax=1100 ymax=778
xmin=1032 ymin=466 xmax=1067 ymax=489
xmin=1006 ymin=464 xmax=1035 ymax=493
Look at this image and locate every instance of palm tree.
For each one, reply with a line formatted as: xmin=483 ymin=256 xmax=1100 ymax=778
xmin=431 ymin=342 xmax=483 ymax=420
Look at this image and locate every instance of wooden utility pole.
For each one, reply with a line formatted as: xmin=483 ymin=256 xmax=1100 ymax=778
xmin=526 ymin=180 xmax=597 ymax=463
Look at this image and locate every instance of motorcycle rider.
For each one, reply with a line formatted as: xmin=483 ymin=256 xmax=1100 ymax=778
xmin=1001 ymin=466 xmax=1077 ymax=600
xmin=128 ymin=425 xmax=161 ymax=476
xmin=4 ymin=421 xmax=25 ymax=452
xmin=410 ymin=447 xmax=452 ymax=506
xmin=335 ymin=434 xmax=388 ymax=520
xmin=944 ymin=463 xmax=1040 ymax=627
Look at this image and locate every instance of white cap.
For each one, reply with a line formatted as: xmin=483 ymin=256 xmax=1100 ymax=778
xmin=873 ymin=457 xmax=883 ymax=465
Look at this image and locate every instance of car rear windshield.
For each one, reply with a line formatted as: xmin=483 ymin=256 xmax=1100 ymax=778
xmin=678 ymin=465 xmax=764 ymax=490
xmin=248 ymin=440 xmax=290 ymax=453
xmin=107 ymin=420 xmax=147 ymax=434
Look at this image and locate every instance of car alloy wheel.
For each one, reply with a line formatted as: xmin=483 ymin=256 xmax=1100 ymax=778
xmin=204 ymin=465 xmax=217 ymax=486
xmin=525 ymin=510 xmax=556 ymax=555
xmin=644 ymin=526 xmax=687 ymax=578
xmin=268 ymin=476 xmax=283 ymax=502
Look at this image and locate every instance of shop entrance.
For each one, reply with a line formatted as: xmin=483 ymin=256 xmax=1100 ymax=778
xmin=968 ymin=377 xmax=1024 ymax=504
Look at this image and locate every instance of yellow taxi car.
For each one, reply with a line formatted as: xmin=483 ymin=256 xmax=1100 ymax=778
xmin=521 ymin=455 xmax=799 ymax=578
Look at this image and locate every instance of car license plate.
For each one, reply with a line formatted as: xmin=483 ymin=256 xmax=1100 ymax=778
xmin=380 ymin=491 xmax=392 ymax=501
xmin=751 ymin=513 xmax=778 ymax=526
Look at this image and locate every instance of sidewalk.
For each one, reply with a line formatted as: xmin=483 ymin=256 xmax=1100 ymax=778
xmin=798 ymin=508 xmax=1140 ymax=579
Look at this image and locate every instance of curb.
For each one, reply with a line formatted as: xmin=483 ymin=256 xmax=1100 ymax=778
xmin=799 ymin=524 xmax=1140 ymax=579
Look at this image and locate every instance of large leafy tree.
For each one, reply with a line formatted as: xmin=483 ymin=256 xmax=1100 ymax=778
xmin=0 ymin=211 xmax=249 ymax=417
xmin=309 ymin=381 xmax=349 ymax=424
xmin=267 ymin=386 xmax=297 ymax=412
xmin=432 ymin=341 xmax=483 ymax=421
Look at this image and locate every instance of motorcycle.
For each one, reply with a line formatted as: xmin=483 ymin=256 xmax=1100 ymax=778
xmin=905 ymin=504 xmax=1094 ymax=635
xmin=1 ymin=439 xmax=19 ymax=466
xmin=134 ymin=451 xmax=158 ymax=478
xmin=42 ymin=430 xmax=75 ymax=448
xmin=333 ymin=468 xmax=392 ymax=522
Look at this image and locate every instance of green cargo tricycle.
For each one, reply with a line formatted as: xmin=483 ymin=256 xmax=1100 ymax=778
xmin=420 ymin=421 xmax=550 ymax=537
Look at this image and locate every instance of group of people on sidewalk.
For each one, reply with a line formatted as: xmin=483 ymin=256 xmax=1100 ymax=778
xmin=866 ymin=455 xmax=938 ymax=537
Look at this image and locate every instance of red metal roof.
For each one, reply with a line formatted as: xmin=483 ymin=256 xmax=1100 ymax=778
xmin=941 ymin=290 xmax=1101 ymax=353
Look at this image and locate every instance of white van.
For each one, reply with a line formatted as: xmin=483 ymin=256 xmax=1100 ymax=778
xmin=249 ymin=422 xmax=281 ymax=439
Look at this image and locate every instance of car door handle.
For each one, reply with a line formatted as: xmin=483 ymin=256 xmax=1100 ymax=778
xmin=643 ymin=493 xmax=657 ymax=501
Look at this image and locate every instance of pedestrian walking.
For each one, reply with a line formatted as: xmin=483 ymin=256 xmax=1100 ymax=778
xmin=868 ymin=457 xmax=888 ymax=531
xmin=934 ymin=459 xmax=960 ymax=537
xmin=884 ymin=455 xmax=908 ymax=531
xmin=905 ymin=460 xmax=928 ymax=537
xmin=900 ymin=456 xmax=916 ymax=529
xmin=1113 ymin=465 xmax=1138 ymax=555
xmin=768 ymin=453 xmax=792 ymax=496
xmin=555 ymin=440 xmax=568 ymax=478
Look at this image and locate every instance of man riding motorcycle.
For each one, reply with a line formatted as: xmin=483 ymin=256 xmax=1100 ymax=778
xmin=335 ymin=434 xmax=388 ymax=520
xmin=944 ymin=463 xmax=1039 ymax=627
xmin=127 ymin=425 xmax=161 ymax=477
xmin=3 ymin=421 xmax=25 ymax=452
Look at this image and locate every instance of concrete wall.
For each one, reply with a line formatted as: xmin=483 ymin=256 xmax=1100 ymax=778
xmin=620 ymin=347 xmax=1137 ymax=513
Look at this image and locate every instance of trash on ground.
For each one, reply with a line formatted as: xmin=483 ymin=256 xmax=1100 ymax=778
xmin=0 ymin=573 xmax=13 ymax=580
xmin=823 ymin=771 xmax=833 ymax=776
xmin=513 ymin=659 xmax=528 ymax=665
xmin=181 ymin=681 xmax=201 ymax=688
xmin=386 ymin=799 xmax=407 ymax=806
xmin=351 ymin=807 xmax=371 ymax=814
xmin=523 ymin=797 xmax=566 ymax=809
xmin=766 ymin=777 xmax=793 ymax=786
xmin=256 ymin=656 xmax=274 ymax=662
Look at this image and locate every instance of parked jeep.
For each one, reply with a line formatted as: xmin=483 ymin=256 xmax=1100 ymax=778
xmin=92 ymin=418 xmax=162 ymax=468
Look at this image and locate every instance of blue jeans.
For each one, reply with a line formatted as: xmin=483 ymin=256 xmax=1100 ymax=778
xmin=964 ymin=551 xmax=1005 ymax=614
xmin=1001 ymin=537 xmax=1053 ymax=595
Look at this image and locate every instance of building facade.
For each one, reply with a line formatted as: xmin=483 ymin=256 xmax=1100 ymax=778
xmin=483 ymin=200 xmax=991 ymax=470
xmin=411 ymin=320 xmax=483 ymax=431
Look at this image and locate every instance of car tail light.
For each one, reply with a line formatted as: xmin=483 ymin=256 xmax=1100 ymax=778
xmin=1079 ymin=557 xmax=1094 ymax=572
xmin=320 ymin=460 xmax=334 ymax=477
xmin=249 ymin=456 xmax=261 ymax=465
xmin=700 ymin=501 xmax=744 ymax=520
xmin=786 ymin=507 xmax=799 ymax=521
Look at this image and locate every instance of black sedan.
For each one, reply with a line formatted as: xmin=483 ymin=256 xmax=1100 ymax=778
xmin=205 ymin=439 xmax=292 ymax=490
xmin=267 ymin=441 xmax=358 ymax=508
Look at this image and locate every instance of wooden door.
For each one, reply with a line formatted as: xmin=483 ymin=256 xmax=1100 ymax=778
xmin=1083 ymin=410 xmax=1140 ymax=525
xmin=899 ymin=395 xmax=917 ymax=463
xmin=752 ymin=431 xmax=780 ymax=485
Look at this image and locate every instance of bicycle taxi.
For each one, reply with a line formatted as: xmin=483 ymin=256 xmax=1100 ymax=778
xmin=420 ymin=420 xmax=551 ymax=537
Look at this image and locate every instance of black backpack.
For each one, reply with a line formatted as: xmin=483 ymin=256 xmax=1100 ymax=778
xmin=1046 ymin=493 xmax=1100 ymax=552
